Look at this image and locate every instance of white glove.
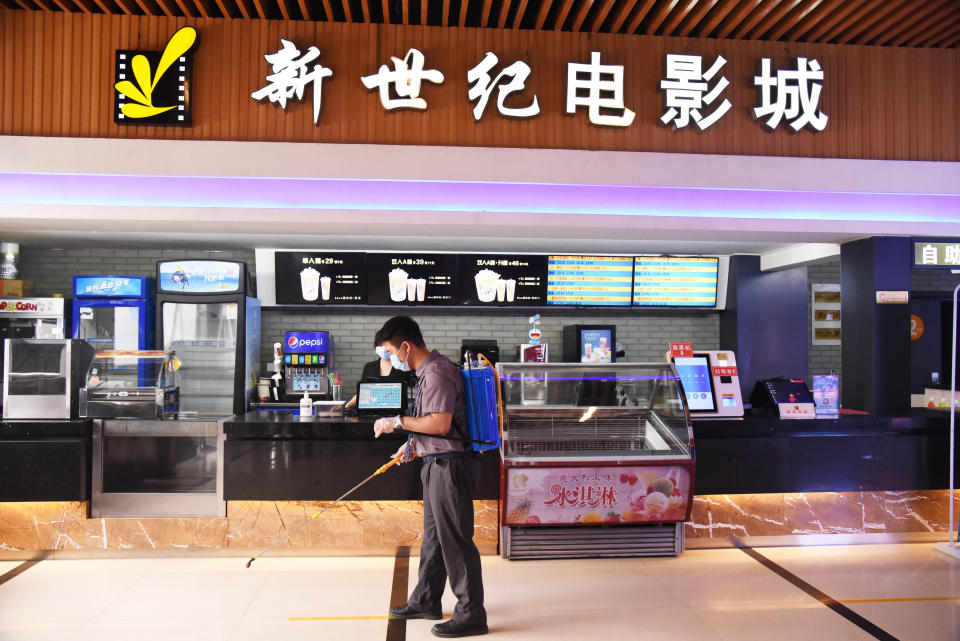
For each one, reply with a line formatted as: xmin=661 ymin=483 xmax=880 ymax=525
xmin=374 ymin=415 xmax=403 ymax=438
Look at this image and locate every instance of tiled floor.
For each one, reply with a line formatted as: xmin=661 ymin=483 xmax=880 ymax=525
xmin=1 ymin=544 xmax=958 ymax=641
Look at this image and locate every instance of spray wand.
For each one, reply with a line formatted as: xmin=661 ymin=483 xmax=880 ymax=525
xmin=246 ymin=452 xmax=418 ymax=568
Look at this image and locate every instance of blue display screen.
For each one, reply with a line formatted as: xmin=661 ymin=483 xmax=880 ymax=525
xmin=547 ymin=255 xmax=633 ymax=306
xmin=674 ymin=355 xmax=716 ymax=412
xmin=580 ymin=329 xmax=613 ymax=363
xmin=158 ymin=260 xmax=241 ymax=293
xmin=74 ymin=276 xmax=146 ymax=298
xmin=358 ymin=382 xmax=404 ymax=410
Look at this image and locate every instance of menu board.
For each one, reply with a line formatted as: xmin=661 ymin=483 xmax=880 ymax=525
xmin=547 ymin=255 xmax=633 ymax=306
xmin=632 ymin=256 xmax=719 ymax=307
xmin=457 ymin=254 xmax=547 ymax=306
xmin=366 ymin=253 xmax=458 ymax=305
xmin=274 ymin=251 xmax=366 ymax=305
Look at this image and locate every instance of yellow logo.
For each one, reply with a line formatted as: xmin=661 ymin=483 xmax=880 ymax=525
xmin=114 ymin=27 xmax=196 ymax=119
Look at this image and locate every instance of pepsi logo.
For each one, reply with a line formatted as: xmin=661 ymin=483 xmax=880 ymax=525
xmin=287 ymin=336 xmax=298 ymax=348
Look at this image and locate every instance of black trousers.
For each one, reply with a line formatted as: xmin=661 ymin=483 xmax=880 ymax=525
xmin=409 ymin=454 xmax=487 ymax=625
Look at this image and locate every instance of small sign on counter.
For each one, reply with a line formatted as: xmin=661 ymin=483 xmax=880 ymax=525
xmin=876 ymin=290 xmax=909 ymax=304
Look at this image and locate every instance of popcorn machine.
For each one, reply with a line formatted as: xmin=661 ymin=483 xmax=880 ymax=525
xmin=497 ymin=362 xmax=695 ymax=560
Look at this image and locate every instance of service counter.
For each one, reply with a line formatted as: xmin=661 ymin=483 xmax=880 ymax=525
xmin=222 ymin=411 xmax=501 ymax=501
xmin=0 ymin=411 xmax=956 ymax=553
xmin=0 ymin=411 xmax=953 ymax=505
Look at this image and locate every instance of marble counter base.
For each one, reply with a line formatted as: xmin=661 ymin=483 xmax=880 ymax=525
xmin=0 ymin=500 xmax=499 ymax=553
xmin=2 ymin=491 xmax=957 ymax=553
xmin=685 ymin=490 xmax=960 ymax=538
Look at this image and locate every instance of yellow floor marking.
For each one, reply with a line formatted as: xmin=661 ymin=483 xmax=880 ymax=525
xmin=839 ymin=596 xmax=960 ymax=604
xmin=290 ymin=614 xmax=451 ymax=622
xmin=290 ymin=616 xmax=390 ymax=621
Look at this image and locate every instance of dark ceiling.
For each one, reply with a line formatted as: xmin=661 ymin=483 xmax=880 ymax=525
xmin=2 ymin=0 xmax=959 ymax=48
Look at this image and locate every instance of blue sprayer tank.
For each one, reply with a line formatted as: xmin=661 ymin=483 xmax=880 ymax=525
xmin=461 ymin=362 xmax=500 ymax=451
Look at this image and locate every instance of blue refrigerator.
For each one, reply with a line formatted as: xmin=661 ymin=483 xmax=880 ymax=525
xmin=156 ymin=260 xmax=260 ymax=417
xmin=72 ymin=276 xmax=155 ymax=352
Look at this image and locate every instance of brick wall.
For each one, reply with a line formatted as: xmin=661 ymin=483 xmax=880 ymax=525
xmin=912 ymin=267 xmax=960 ymax=293
xmin=808 ymin=258 xmax=842 ymax=379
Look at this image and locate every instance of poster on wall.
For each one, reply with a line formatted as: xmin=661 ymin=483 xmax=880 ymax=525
xmin=366 ymin=253 xmax=458 ymax=305
xmin=456 ymin=254 xmax=547 ymax=306
xmin=504 ymin=465 xmax=691 ymax=526
xmin=811 ymin=283 xmax=841 ymax=345
xmin=273 ymin=251 xmax=366 ymax=305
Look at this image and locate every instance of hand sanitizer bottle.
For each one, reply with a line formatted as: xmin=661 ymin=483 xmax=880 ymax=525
xmin=300 ymin=390 xmax=313 ymax=417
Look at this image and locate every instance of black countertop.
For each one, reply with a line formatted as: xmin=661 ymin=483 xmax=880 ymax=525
xmin=692 ymin=410 xmax=949 ymax=439
xmin=223 ymin=412 xmax=395 ymax=440
xmin=692 ymin=410 xmax=955 ymax=494
xmin=223 ymin=411 xmax=500 ymax=501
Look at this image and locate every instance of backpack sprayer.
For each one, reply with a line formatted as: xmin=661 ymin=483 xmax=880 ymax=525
xmin=245 ymin=353 xmax=502 ymax=568
xmin=461 ymin=351 xmax=502 ymax=452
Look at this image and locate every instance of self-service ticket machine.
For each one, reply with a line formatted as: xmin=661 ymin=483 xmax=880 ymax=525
xmin=672 ymin=350 xmax=744 ymax=419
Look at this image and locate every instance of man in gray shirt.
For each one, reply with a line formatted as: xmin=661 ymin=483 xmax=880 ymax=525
xmin=373 ymin=315 xmax=488 ymax=638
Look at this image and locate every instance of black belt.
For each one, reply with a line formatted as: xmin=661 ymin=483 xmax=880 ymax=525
xmin=422 ymin=451 xmax=476 ymax=464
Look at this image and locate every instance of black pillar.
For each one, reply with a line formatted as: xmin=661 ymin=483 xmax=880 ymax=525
xmin=840 ymin=237 xmax=911 ymax=413
xmin=720 ymin=255 xmax=809 ymax=401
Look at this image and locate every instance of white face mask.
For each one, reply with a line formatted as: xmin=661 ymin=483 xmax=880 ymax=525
xmin=389 ymin=343 xmax=411 ymax=372
xmin=375 ymin=346 xmax=389 ymax=361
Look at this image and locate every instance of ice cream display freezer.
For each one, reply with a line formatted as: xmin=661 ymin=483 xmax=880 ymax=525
xmin=497 ymin=362 xmax=695 ymax=560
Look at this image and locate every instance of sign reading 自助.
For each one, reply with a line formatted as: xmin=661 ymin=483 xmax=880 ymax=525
xmin=914 ymin=241 xmax=960 ymax=268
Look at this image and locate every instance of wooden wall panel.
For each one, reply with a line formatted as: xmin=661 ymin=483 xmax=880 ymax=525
xmin=0 ymin=8 xmax=958 ymax=161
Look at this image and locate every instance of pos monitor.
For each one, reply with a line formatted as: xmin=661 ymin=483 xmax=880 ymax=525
xmin=356 ymin=381 xmax=407 ymax=416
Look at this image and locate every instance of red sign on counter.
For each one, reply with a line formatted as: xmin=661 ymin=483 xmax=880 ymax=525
xmin=670 ymin=342 xmax=693 ymax=358
xmin=712 ymin=366 xmax=738 ymax=377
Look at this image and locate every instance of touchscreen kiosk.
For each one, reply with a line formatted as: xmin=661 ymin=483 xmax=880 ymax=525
xmin=671 ymin=350 xmax=744 ymax=419
xmin=356 ymin=381 xmax=406 ymax=416
xmin=673 ymin=355 xmax=716 ymax=412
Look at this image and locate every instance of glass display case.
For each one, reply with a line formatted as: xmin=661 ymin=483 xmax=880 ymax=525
xmin=497 ymin=362 xmax=695 ymax=559
xmin=79 ymin=350 xmax=180 ymax=419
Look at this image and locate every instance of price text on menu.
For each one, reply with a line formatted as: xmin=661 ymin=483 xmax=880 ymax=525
xmin=366 ymin=253 xmax=458 ymax=305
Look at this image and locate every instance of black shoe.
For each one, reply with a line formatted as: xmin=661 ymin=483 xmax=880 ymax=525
xmin=389 ymin=603 xmax=442 ymax=620
xmin=431 ymin=619 xmax=488 ymax=638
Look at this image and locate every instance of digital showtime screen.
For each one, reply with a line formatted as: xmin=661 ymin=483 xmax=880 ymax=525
xmin=547 ymin=255 xmax=633 ymax=306
xmin=632 ymin=256 xmax=719 ymax=307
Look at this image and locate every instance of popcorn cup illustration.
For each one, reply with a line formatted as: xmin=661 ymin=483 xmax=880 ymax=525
xmin=300 ymin=267 xmax=320 ymax=301
xmin=320 ymin=276 xmax=331 ymax=301
xmin=389 ymin=268 xmax=409 ymax=302
xmin=474 ymin=269 xmax=500 ymax=302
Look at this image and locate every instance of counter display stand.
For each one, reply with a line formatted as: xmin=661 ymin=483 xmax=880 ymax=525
xmin=497 ymin=362 xmax=694 ymax=560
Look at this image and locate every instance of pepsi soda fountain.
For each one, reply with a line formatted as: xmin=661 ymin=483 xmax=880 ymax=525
xmin=281 ymin=330 xmax=333 ymax=400
xmin=156 ymin=260 xmax=260 ymax=416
